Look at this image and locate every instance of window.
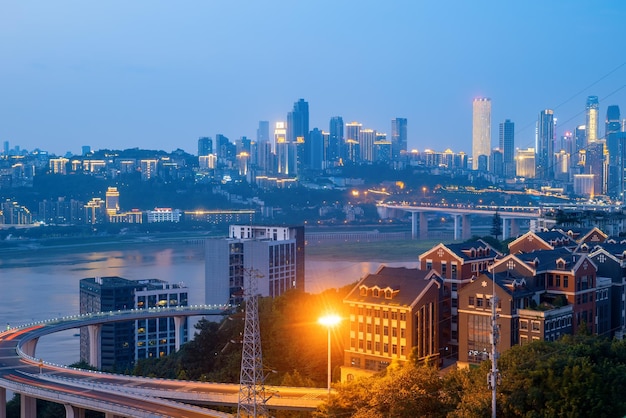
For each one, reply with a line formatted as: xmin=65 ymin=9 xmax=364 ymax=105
xmin=383 ymin=343 xmax=389 ymax=353
xmin=375 ymin=325 xmax=380 ymax=334
xmin=451 ymin=263 xmax=457 ymax=279
xmin=520 ymin=319 xmax=528 ymax=330
xmin=556 ymin=275 xmax=561 ymax=287
xmin=375 ymin=341 xmax=380 ymax=352
xmin=392 ymin=328 xmax=397 ymax=337
xmin=426 ymin=261 xmax=432 ymax=270
xmin=400 ymin=312 xmax=407 ymax=321
xmin=531 ymin=321 xmax=540 ymax=332
xmin=391 ymin=312 xmax=398 ymax=320
xmin=476 ymin=298 xmax=484 ymax=307
xmin=383 ymin=311 xmax=389 ymax=319
xmin=548 ymin=275 xmax=554 ymax=287
xmin=441 ymin=262 xmax=447 ymax=278
xmin=366 ymin=341 xmax=372 ymax=350
xmin=373 ymin=289 xmax=379 ymax=297
xmin=563 ymin=276 xmax=569 ymax=288
xmin=392 ymin=344 xmax=398 ymax=355
xmin=469 ymin=296 xmax=475 ymax=306
xmin=400 ymin=328 xmax=406 ymax=338
xmin=366 ymin=324 xmax=372 ymax=333
xmin=384 ymin=326 xmax=389 ymax=336
xmin=385 ymin=290 xmax=392 ymax=299
xmin=360 ymin=287 xmax=367 ymax=296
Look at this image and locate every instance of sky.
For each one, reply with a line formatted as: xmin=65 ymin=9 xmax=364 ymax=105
xmin=2 ymin=1 xmax=626 ymax=157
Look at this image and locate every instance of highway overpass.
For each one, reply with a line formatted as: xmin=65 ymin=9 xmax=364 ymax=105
xmin=0 ymin=306 xmax=328 ymax=417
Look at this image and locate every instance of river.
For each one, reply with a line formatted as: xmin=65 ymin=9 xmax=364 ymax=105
xmin=0 ymin=243 xmax=417 ymax=366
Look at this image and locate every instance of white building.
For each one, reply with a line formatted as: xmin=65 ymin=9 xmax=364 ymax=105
xmin=204 ymin=225 xmax=305 ymax=306
xmin=146 ymin=208 xmax=181 ymax=223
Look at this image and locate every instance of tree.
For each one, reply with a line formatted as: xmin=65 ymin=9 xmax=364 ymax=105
xmin=491 ymin=210 xmax=503 ymax=240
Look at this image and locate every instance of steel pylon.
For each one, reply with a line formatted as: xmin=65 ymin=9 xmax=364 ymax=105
xmin=237 ymin=268 xmax=268 ymax=417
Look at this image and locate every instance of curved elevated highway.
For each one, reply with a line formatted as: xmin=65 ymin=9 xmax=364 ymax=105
xmin=0 ymin=306 xmax=327 ymax=417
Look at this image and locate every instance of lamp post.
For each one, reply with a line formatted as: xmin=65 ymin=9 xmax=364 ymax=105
xmin=318 ymin=314 xmax=341 ymax=400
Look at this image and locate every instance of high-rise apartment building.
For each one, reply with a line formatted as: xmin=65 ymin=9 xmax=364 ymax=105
xmin=499 ymin=119 xmax=515 ymax=177
xmin=288 ymin=99 xmax=309 ymax=170
xmin=308 ymin=128 xmax=324 ymax=170
xmin=536 ymin=109 xmax=555 ymax=179
xmin=105 ymin=187 xmax=120 ymax=216
xmin=586 ymin=96 xmax=600 ymax=144
xmin=345 ymin=122 xmax=362 ymax=164
xmin=257 ymin=121 xmax=270 ymax=143
xmin=391 ymin=118 xmax=407 ymax=161
xmin=359 ymin=129 xmax=376 ymax=162
xmin=472 ymin=98 xmax=491 ymax=170
xmin=204 ymin=225 xmax=305 ymax=307
xmin=329 ymin=116 xmax=344 ymax=164
xmin=197 ymin=137 xmax=213 ymax=156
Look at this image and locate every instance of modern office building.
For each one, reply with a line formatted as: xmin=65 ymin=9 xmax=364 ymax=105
xmin=257 ymin=121 xmax=270 ymax=143
xmin=204 ymin=225 xmax=305 ymax=307
xmin=345 ymin=122 xmax=362 ymax=164
xmin=472 ymin=98 xmax=491 ymax=170
xmin=536 ymin=109 xmax=555 ymax=180
xmin=499 ymin=119 xmax=515 ymax=177
xmin=516 ymin=148 xmax=536 ymax=178
xmin=606 ymin=105 xmax=622 ymax=197
xmin=586 ymin=96 xmax=600 ymax=144
xmin=308 ymin=128 xmax=324 ymax=170
xmin=391 ymin=118 xmax=407 ymax=161
xmin=79 ymin=277 xmax=188 ymax=371
xmin=359 ymin=129 xmax=376 ymax=163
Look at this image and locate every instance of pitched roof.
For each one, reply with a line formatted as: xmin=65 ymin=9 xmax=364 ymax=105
xmin=515 ymin=247 xmax=575 ymax=271
xmin=344 ymin=266 xmax=439 ymax=307
xmin=419 ymin=239 xmax=500 ymax=262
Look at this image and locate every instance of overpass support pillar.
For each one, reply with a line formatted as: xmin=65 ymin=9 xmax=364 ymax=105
xmin=0 ymin=387 xmax=5 ymax=418
xmin=453 ymin=215 xmax=461 ymax=240
xmin=21 ymin=337 xmax=39 ymax=358
xmin=411 ymin=212 xmax=418 ymax=239
xmin=462 ymin=215 xmax=472 ymax=240
xmin=510 ymin=218 xmax=519 ymax=238
xmin=20 ymin=394 xmax=36 ymax=418
xmin=87 ymin=324 xmax=102 ymax=369
xmin=420 ymin=212 xmax=428 ymax=239
xmin=502 ymin=218 xmax=509 ymax=241
xmin=174 ymin=316 xmax=185 ymax=352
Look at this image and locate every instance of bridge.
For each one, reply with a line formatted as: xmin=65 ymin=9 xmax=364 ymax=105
xmin=0 ymin=306 xmax=328 ymax=417
xmin=378 ymin=203 xmax=542 ymax=240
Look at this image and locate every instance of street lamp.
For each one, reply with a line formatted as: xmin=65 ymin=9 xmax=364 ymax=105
xmin=318 ymin=314 xmax=341 ymax=400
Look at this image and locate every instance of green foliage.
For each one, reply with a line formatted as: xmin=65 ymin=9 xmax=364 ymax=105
xmin=490 ymin=210 xmax=503 ymax=240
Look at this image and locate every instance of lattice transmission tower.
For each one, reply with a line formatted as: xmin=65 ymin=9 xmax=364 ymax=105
xmin=237 ymin=268 xmax=268 ymax=417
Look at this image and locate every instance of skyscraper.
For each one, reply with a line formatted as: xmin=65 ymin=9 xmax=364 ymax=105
xmin=606 ymin=105 xmax=621 ymax=196
xmin=586 ymin=96 xmax=599 ymax=144
xmin=472 ymin=98 xmax=491 ymax=170
xmin=536 ymin=109 xmax=555 ymax=179
xmin=391 ymin=118 xmax=407 ymax=161
xmin=359 ymin=128 xmax=376 ymax=162
xmin=329 ymin=116 xmax=344 ymax=164
xmin=287 ymin=99 xmax=309 ymax=170
xmin=345 ymin=122 xmax=362 ymax=164
xmin=499 ymin=119 xmax=515 ymax=177
xmin=256 ymin=121 xmax=270 ymax=143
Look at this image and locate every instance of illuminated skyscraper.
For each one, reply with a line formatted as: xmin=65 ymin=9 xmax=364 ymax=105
xmin=345 ymin=122 xmax=362 ymax=164
xmin=391 ymin=117 xmax=407 ymax=160
xmin=197 ymin=137 xmax=213 ymax=156
xmin=536 ymin=109 xmax=555 ymax=179
xmin=359 ymin=128 xmax=376 ymax=162
xmin=586 ymin=96 xmax=599 ymax=144
xmin=499 ymin=119 xmax=515 ymax=177
xmin=472 ymin=98 xmax=491 ymax=170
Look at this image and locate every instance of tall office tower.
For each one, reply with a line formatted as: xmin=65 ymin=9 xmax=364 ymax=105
xmin=287 ymin=99 xmax=309 ymax=169
xmin=256 ymin=121 xmax=270 ymax=143
xmin=329 ymin=116 xmax=344 ymax=164
xmin=215 ymin=134 xmax=235 ymax=161
xmin=204 ymin=225 xmax=305 ymax=307
xmin=490 ymin=148 xmax=504 ymax=177
xmin=472 ymin=98 xmax=491 ymax=170
xmin=80 ymin=277 xmax=188 ymax=371
xmin=345 ymin=122 xmax=362 ymax=164
xmin=586 ymin=140 xmax=607 ymax=195
xmin=2 ymin=141 xmax=8 ymax=156
xmin=516 ymin=148 xmax=536 ymax=178
xmin=308 ymin=128 xmax=324 ymax=170
xmin=321 ymin=131 xmax=330 ymax=167
xmin=359 ymin=128 xmax=376 ymax=162
xmin=536 ymin=109 xmax=555 ymax=180
xmin=606 ymin=105 xmax=622 ymax=197
xmin=391 ymin=117 xmax=408 ymax=160
xmin=498 ymin=119 xmax=515 ymax=177
xmin=105 ymin=187 xmax=120 ymax=216
xmin=198 ymin=137 xmax=213 ymax=156
xmin=586 ymin=96 xmax=600 ymax=144
xmin=275 ymin=121 xmax=295 ymax=175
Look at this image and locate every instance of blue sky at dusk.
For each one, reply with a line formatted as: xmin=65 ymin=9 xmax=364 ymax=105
xmin=2 ymin=1 xmax=626 ymax=156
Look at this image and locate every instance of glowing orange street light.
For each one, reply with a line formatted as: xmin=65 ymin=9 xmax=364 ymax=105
xmin=318 ymin=314 xmax=341 ymax=399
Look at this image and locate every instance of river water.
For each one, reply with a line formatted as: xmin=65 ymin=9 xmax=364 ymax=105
xmin=0 ymin=243 xmax=416 ymax=366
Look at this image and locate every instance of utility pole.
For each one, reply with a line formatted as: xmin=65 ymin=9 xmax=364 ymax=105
xmin=488 ymin=274 xmax=500 ymax=418
xmin=237 ymin=268 xmax=268 ymax=418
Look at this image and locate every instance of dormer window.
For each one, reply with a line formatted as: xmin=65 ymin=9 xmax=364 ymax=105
xmin=373 ymin=288 xmax=379 ymax=297
xmin=470 ymin=249 xmax=476 ymax=258
xmin=360 ymin=287 xmax=367 ymax=296
xmin=556 ymin=260 xmax=565 ymax=270
xmin=385 ymin=290 xmax=392 ymax=299
xmin=477 ymin=249 xmax=483 ymax=257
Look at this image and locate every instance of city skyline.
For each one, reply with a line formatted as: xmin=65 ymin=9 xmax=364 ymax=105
xmin=2 ymin=2 xmax=626 ymax=156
